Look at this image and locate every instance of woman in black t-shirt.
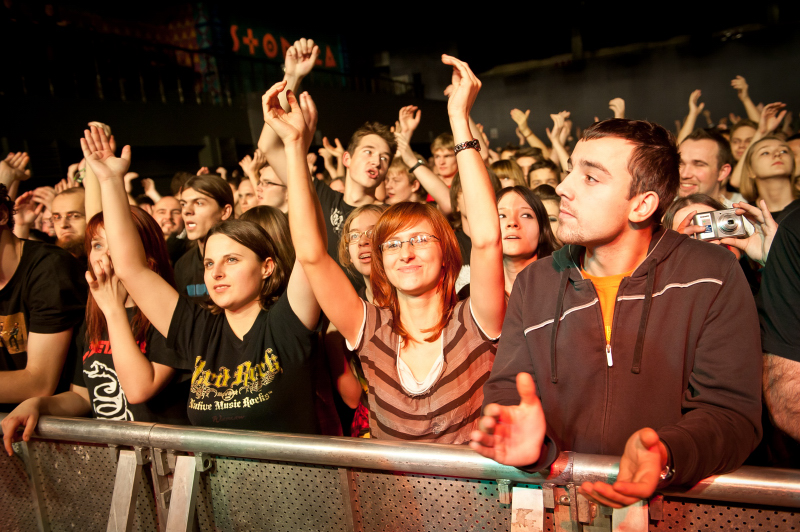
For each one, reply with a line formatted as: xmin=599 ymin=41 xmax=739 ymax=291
xmin=2 ymin=207 xmax=189 ymax=454
xmin=79 ymin=126 xmax=322 ymax=433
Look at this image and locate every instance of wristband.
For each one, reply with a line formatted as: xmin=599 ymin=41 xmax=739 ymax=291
xmin=454 ymin=139 xmax=481 ymax=155
xmin=409 ymin=159 xmax=425 ymax=173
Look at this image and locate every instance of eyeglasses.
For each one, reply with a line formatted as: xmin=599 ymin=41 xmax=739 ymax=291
xmin=259 ymin=180 xmax=286 ymax=188
xmin=380 ymin=234 xmax=439 ymax=253
xmin=51 ymin=212 xmax=85 ymax=222
xmin=346 ymin=229 xmax=373 ymax=244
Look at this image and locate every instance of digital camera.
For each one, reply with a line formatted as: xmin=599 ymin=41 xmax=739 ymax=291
xmin=691 ymin=209 xmax=747 ymax=241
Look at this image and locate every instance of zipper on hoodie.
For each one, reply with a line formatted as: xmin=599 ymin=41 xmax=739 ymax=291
xmin=604 ymin=327 xmax=613 ymax=366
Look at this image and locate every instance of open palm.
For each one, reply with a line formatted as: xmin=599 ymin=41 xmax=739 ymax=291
xmin=262 ymin=81 xmax=307 ymax=144
xmin=80 ymin=126 xmax=131 ymax=183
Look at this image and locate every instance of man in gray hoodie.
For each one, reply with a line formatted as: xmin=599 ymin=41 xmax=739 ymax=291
xmin=472 ymin=119 xmax=762 ymax=508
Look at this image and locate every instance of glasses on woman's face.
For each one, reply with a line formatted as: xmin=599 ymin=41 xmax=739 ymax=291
xmin=346 ymin=229 xmax=373 ymax=244
xmin=379 ymin=233 xmax=439 ymax=254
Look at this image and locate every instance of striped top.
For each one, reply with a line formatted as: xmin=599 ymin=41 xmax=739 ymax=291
xmin=349 ymin=298 xmax=498 ymax=444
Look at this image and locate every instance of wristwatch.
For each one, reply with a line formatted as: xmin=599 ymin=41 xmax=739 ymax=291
xmin=454 ymin=139 xmax=480 ymax=154
xmin=409 ymin=159 xmax=425 ymax=173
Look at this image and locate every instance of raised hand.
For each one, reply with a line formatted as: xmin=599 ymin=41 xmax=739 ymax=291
xmin=261 ymin=81 xmax=307 ymax=145
xmin=702 ymin=109 xmax=714 ymax=127
xmin=32 ymin=187 xmax=56 ymax=212
xmin=196 ymin=167 xmax=209 ymax=175
xmin=123 ymin=173 xmax=140 ymax=195
xmin=720 ymin=200 xmax=778 ymax=265
xmin=85 ymin=254 xmax=128 ymax=315
xmin=0 ymin=152 xmax=31 ymax=186
xmin=609 ymin=97 xmax=625 ymax=119
xmin=547 ymin=111 xmax=570 ymax=143
xmin=141 ymin=178 xmax=156 ymax=195
xmin=398 ymin=105 xmax=422 ymax=138
xmin=731 ymin=75 xmax=749 ymax=101
xmin=758 ymin=102 xmax=787 ymax=135
xmin=285 ymin=38 xmax=320 ymax=80
xmin=688 ymin=89 xmax=705 ymax=116
xmin=442 ymin=54 xmax=481 ymax=124
xmin=579 ymin=428 xmax=667 ymax=508
xmin=515 ymin=127 xmax=526 ymax=145
xmin=318 ymin=146 xmax=334 ymax=163
xmin=394 ymin=131 xmax=418 ymax=168
xmin=13 ymin=191 xmax=42 ymax=227
xmin=306 ymin=152 xmax=318 ymax=174
xmin=510 ymin=108 xmax=531 ymax=132
xmin=470 ymin=373 xmax=547 ymax=465
xmin=729 ymin=112 xmax=741 ymax=125
xmin=246 ymin=150 xmax=267 ymax=179
xmin=782 ymin=111 xmax=794 ymax=136
xmin=297 ymin=90 xmax=318 ymax=148
xmin=322 ymin=137 xmax=345 ymax=159
xmin=80 ymin=126 xmax=131 ymax=183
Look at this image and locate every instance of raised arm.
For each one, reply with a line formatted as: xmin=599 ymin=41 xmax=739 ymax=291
xmin=511 ymin=109 xmax=551 ymax=158
xmin=81 ymin=126 xmax=178 ymax=337
xmin=443 ymin=54 xmax=505 ymax=337
xmin=87 ymin=255 xmax=176 ymax=403
xmin=609 ymin=98 xmax=626 ymax=119
xmin=676 ymin=90 xmax=704 ymax=145
xmin=257 ymin=39 xmax=320 ymax=185
xmin=240 ymin=149 xmax=267 ymax=192
xmin=321 ymin=137 xmax=346 ymax=178
xmin=262 ymin=83 xmax=363 ymax=345
xmin=83 ymin=122 xmax=114 ymax=218
xmin=395 ymin=132 xmax=453 ymax=214
xmin=547 ymin=111 xmax=571 ymax=173
xmin=729 ymin=102 xmax=787 ymax=189
xmin=0 ymin=152 xmax=30 ymax=190
xmin=731 ymin=76 xmax=761 ymax=123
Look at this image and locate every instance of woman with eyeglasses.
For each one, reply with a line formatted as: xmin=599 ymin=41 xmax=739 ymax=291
xmin=265 ymin=55 xmax=505 ymax=443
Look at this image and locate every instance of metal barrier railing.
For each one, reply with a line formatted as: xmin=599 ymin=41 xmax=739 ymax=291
xmin=1 ymin=414 xmax=799 ymax=532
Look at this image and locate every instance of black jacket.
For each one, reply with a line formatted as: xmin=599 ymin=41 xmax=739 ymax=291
xmin=483 ymin=228 xmax=762 ymax=486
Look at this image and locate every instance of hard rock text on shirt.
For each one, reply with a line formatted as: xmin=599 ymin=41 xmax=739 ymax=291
xmin=188 ymin=349 xmax=281 ymax=411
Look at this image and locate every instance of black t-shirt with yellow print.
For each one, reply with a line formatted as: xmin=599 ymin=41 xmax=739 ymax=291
xmin=154 ymin=293 xmax=320 ymax=433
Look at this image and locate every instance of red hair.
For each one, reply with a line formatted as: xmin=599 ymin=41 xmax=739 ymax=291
xmin=84 ymin=207 xmax=175 ymax=350
xmin=370 ymin=202 xmax=462 ymax=343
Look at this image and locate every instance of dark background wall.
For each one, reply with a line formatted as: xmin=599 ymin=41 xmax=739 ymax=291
xmin=471 ymin=31 xmax=800 ymax=147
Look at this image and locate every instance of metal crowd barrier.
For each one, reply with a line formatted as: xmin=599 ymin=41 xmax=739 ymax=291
xmin=1 ymin=414 xmax=798 ymax=532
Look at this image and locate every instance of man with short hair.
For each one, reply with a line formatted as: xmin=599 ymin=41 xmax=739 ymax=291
xmin=51 ymin=187 xmax=87 ymax=259
xmin=677 ymin=129 xmax=733 ymax=201
xmin=527 ymin=160 xmax=560 ymax=189
xmin=431 ymin=133 xmax=458 ymax=186
xmin=152 ymin=196 xmax=184 ymax=238
xmin=258 ymin=38 xmax=396 ymax=282
xmin=474 ymin=119 xmax=762 ymax=508
xmin=729 ymin=119 xmax=758 ymax=162
xmin=513 ymin=147 xmax=544 ymax=178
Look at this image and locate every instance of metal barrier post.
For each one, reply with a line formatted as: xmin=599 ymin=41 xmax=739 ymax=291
xmin=14 ymin=441 xmax=50 ymax=532
xmin=165 ymin=453 xmax=212 ymax=532
xmin=337 ymin=467 xmax=357 ymax=532
xmin=151 ymin=448 xmax=174 ymax=532
xmin=106 ymin=447 xmax=150 ymax=532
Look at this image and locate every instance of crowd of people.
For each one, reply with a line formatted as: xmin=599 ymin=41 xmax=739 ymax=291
xmin=1 ymin=38 xmax=799 ymax=509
